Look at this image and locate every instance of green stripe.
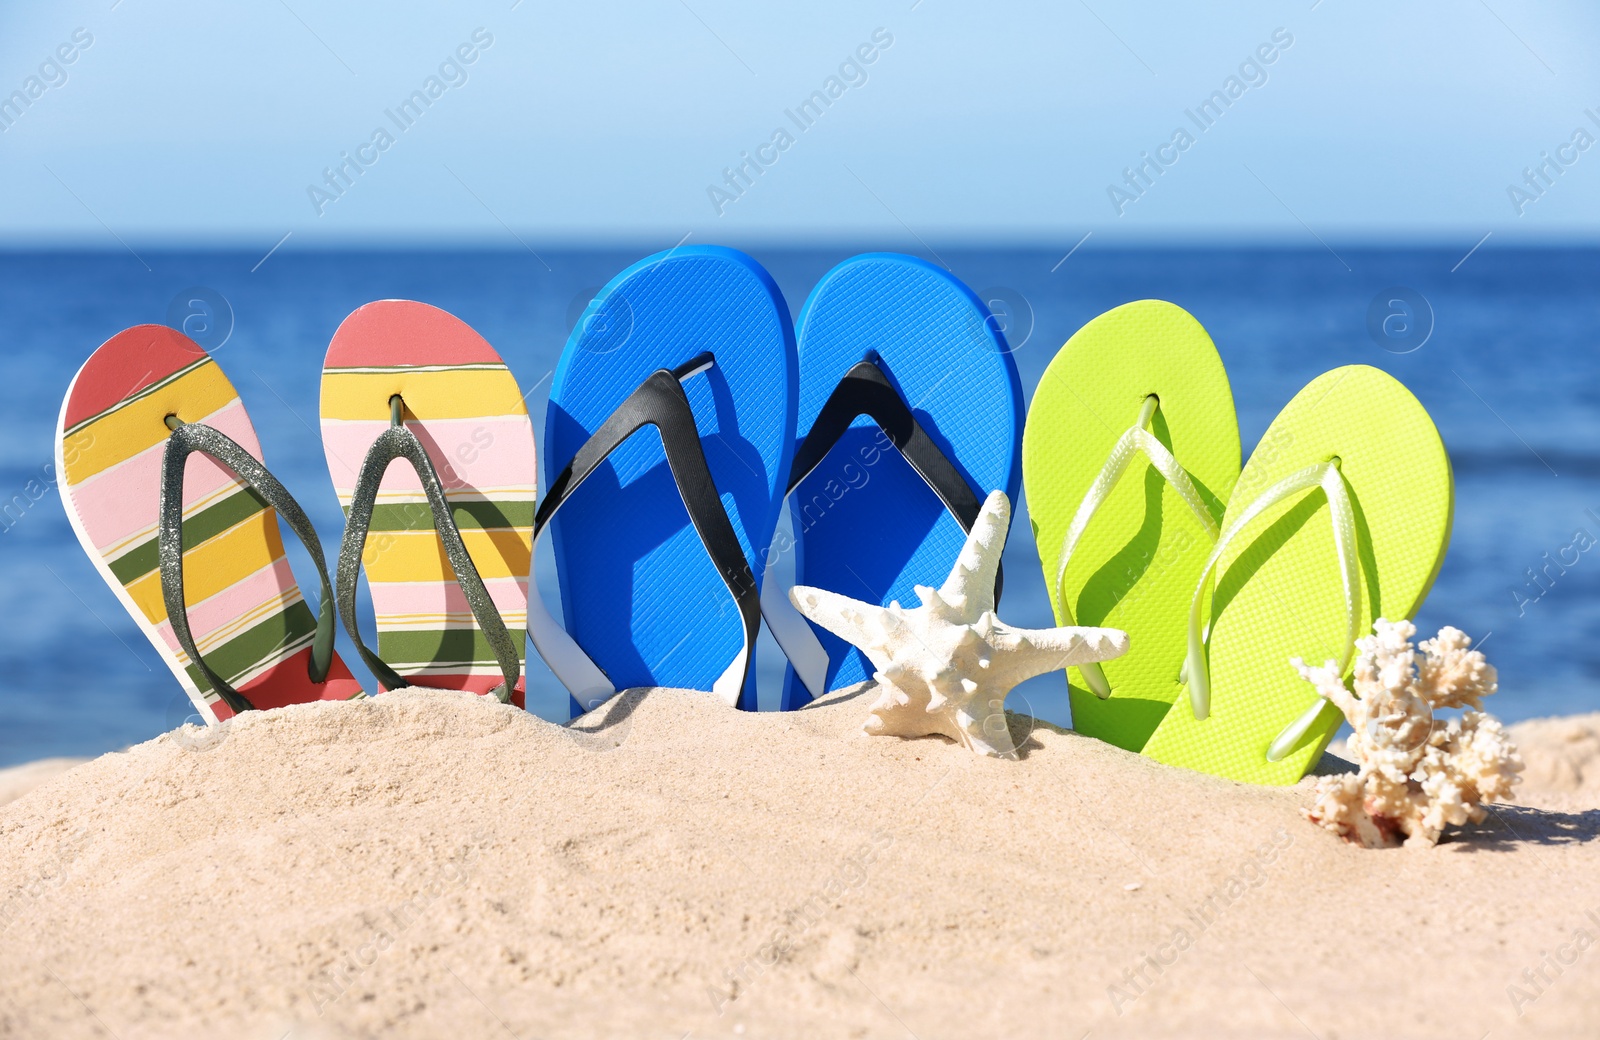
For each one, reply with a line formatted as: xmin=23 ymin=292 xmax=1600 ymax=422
xmin=378 ymin=627 xmax=523 ymax=668
xmin=183 ymin=599 xmax=317 ymax=692
xmin=109 ymin=485 xmax=270 ymax=586
xmin=365 ymin=499 xmax=534 ymax=532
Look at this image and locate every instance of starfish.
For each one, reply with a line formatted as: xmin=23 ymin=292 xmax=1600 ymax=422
xmin=790 ymin=490 xmax=1129 ymax=758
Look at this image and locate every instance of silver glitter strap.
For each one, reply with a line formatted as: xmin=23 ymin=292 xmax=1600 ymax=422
xmin=158 ymin=420 xmax=337 ymax=715
xmin=334 ymin=399 xmax=521 ymax=703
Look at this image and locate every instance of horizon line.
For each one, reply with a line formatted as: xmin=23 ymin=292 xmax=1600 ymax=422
xmin=3 ymin=233 xmax=1598 ymax=254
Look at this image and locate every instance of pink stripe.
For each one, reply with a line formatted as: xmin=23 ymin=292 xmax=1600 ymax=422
xmin=371 ymin=576 xmax=529 ymax=617
xmin=152 ymin=556 xmax=298 ymax=653
xmin=321 ymin=416 xmax=536 ymax=495
xmin=69 ymin=400 xmax=262 ymax=552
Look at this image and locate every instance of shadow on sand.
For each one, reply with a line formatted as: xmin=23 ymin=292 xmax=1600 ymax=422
xmin=1448 ymin=803 xmax=1600 ymax=848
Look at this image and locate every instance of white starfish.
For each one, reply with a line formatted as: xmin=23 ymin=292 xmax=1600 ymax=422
xmin=790 ymin=490 xmax=1129 ymax=758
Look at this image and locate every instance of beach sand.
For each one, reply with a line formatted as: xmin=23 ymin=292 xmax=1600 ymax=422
xmin=1 ymin=688 xmax=1597 ymax=1039
xmin=0 ymin=757 xmax=86 ymax=808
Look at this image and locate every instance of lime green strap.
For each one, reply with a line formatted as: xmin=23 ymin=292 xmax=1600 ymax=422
xmin=1184 ymin=459 xmax=1359 ymax=761
xmin=1055 ymin=396 xmax=1221 ymax=698
xmin=1265 ymin=678 xmax=1345 ymax=763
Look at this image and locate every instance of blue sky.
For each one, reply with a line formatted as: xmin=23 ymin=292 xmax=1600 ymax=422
xmin=1 ymin=0 xmax=1597 ymax=246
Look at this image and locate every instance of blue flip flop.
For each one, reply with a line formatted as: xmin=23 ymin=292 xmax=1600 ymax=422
xmin=763 ymin=254 xmax=1024 ymax=709
xmin=530 ymin=246 xmax=797 ymax=714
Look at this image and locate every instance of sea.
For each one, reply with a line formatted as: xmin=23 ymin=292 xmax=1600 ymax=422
xmin=2 ymin=246 xmax=1596 ymax=766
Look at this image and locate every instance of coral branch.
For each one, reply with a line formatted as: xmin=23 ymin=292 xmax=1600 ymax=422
xmin=1296 ymin=619 xmax=1523 ymax=848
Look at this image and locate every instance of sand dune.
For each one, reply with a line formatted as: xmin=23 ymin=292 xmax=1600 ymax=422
xmin=1 ymin=689 xmax=1597 ymax=1039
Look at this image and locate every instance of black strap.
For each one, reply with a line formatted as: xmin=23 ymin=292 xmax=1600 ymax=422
xmin=335 ymin=397 xmax=522 ymax=703
xmin=788 ymin=353 xmax=1003 ymax=602
xmin=533 ymin=352 xmax=761 ymax=709
xmin=158 ymin=420 xmax=337 ymax=715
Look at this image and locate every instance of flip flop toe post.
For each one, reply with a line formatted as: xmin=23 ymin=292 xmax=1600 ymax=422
xmin=774 ymin=254 xmax=1024 ymax=708
xmin=1023 ymin=300 xmax=1240 ymax=752
xmin=534 ymin=246 xmax=796 ymax=712
xmin=320 ymin=302 xmax=537 ymax=704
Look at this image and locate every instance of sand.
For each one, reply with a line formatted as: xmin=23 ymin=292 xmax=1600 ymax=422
xmin=1 ymin=689 xmax=1597 ymax=1040
xmin=0 ymin=757 xmax=86 ymax=808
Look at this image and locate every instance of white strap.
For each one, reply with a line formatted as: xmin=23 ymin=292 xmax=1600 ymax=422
xmin=526 ymin=539 xmax=616 ymax=712
xmin=527 ymin=451 xmax=756 ymax=715
xmin=1181 ymin=460 xmax=1359 ymax=762
xmin=1054 ymin=396 xmax=1220 ymax=698
xmin=759 ymin=512 xmax=831 ymax=701
xmin=527 ymin=499 xmax=755 ymax=712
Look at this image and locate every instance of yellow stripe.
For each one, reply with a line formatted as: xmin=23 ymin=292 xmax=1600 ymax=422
xmin=320 ymin=369 xmax=527 ymax=421
xmin=364 ymin=528 xmax=532 ymax=584
xmin=125 ymin=510 xmax=286 ymax=623
xmin=66 ymin=361 xmax=239 ymax=484
xmin=64 ymin=357 xmax=210 ymax=437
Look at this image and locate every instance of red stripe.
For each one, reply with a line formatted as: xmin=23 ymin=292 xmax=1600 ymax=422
xmin=64 ymin=326 xmax=208 ymax=430
xmin=325 ymin=301 xmax=504 ymax=369
xmin=209 ymin=648 xmax=365 ymax=719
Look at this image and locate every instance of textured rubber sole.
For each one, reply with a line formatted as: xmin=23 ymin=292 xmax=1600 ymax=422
xmin=545 ymin=246 xmax=796 ymax=708
xmin=1141 ymin=365 xmax=1453 ymax=785
xmin=783 ymin=254 xmax=1023 ymax=708
xmin=1023 ymin=301 xmax=1239 ymax=751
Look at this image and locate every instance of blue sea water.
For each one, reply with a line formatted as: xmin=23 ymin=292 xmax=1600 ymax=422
xmin=1 ymin=246 xmax=1596 ymax=766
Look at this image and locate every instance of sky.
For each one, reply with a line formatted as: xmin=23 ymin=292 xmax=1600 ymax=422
xmin=1 ymin=0 xmax=1598 ymax=247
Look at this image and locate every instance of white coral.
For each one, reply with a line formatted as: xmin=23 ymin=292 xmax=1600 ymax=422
xmin=1295 ymin=619 xmax=1523 ymax=848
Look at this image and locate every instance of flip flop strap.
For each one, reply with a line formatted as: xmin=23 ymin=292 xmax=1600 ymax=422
xmin=527 ymin=353 xmax=761 ymax=712
xmin=1183 ymin=460 xmax=1358 ymax=761
xmin=158 ymin=419 xmax=337 ymax=716
xmin=1053 ymin=396 xmax=1220 ymax=699
xmin=335 ymin=399 xmax=521 ymax=703
xmin=762 ymin=353 xmax=997 ymax=702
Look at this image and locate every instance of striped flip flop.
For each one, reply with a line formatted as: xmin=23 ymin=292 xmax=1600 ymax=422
xmin=57 ymin=326 xmax=365 ymax=722
xmin=319 ymin=301 xmax=535 ymax=705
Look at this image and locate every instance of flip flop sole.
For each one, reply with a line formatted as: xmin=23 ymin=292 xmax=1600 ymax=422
xmin=546 ymin=246 xmax=795 ymax=701
xmin=1141 ymin=365 xmax=1453 ymax=784
xmin=58 ymin=325 xmax=364 ymax=720
xmin=320 ymin=302 xmax=536 ymax=698
xmin=786 ymin=254 xmax=1023 ymax=705
xmin=1023 ymin=301 xmax=1239 ymax=751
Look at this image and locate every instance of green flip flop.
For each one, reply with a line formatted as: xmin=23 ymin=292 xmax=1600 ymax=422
xmin=1022 ymin=301 xmax=1240 ymax=751
xmin=1141 ymin=365 xmax=1453 ymax=785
